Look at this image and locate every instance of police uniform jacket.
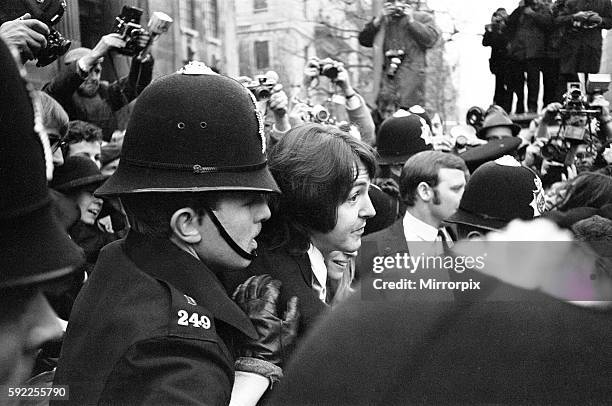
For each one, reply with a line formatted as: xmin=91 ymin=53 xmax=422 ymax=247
xmin=52 ymin=231 xmax=257 ymax=406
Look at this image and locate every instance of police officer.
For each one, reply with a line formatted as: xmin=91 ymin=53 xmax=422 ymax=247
xmin=0 ymin=38 xmax=83 ymax=390
xmin=52 ymin=62 xmax=298 ymax=405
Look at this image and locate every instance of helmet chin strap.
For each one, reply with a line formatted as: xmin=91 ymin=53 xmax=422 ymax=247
xmin=204 ymin=207 xmax=257 ymax=261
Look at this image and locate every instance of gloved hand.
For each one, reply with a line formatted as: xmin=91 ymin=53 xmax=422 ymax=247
xmin=232 ymin=275 xmax=299 ymax=367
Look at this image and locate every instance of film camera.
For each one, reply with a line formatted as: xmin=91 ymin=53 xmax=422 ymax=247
xmin=318 ymin=58 xmax=342 ymax=80
xmin=384 ymin=49 xmax=405 ymax=79
xmin=245 ymin=75 xmax=276 ymax=101
xmin=305 ymin=104 xmax=331 ymax=123
xmin=20 ymin=0 xmax=72 ymax=66
xmin=112 ymin=6 xmax=173 ymax=57
xmin=541 ymin=78 xmax=610 ymax=164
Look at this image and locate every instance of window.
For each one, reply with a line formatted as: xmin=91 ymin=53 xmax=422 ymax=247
xmin=204 ymin=0 xmax=219 ymax=38
xmin=180 ymin=0 xmax=197 ymax=30
xmin=254 ymin=0 xmax=268 ymax=12
xmin=254 ymin=41 xmax=270 ymax=70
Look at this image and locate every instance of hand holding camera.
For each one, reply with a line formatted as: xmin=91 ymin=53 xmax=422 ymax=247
xmin=0 ymin=13 xmax=49 ymax=62
xmin=0 ymin=0 xmax=72 ymax=66
xmin=111 ymin=6 xmax=172 ymax=58
xmin=269 ymin=85 xmax=288 ymax=118
xmin=302 ymin=57 xmax=320 ymax=87
xmin=541 ymin=102 xmax=563 ymax=125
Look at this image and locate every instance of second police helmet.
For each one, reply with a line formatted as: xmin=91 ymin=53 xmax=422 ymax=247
xmin=446 ymin=156 xmax=546 ymax=231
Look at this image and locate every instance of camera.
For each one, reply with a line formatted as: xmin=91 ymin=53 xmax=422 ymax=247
xmin=318 ymin=58 xmax=342 ymax=80
xmin=246 ymin=75 xmax=275 ymax=101
xmin=541 ymin=81 xmax=608 ymax=164
xmin=388 ymin=3 xmax=407 ymax=18
xmin=385 ymin=49 xmax=405 ymax=79
xmin=19 ymin=0 xmax=72 ymax=66
xmin=306 ymin=105 xmax=331 ymax=123
xmin=112 ymin=6 xmax=146 ymax=56
xmin=111 ymin=6 xmax=173 ymax=58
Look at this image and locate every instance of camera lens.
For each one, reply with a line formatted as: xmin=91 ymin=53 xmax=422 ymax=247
xmin=254 ymin=87 xmax=271 ymax=101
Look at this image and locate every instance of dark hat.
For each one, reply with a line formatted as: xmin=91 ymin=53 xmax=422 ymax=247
xmin=477 ymin=108 xmax=521 ymax=139
xmin=0 ymin=39 xmax=83 ymax=288
xmin=96 ymin=62 xmax=279 ymax=196
xmin=446 ymin=156 xmax=546 ymax=231
xmin=101 ymin=143 xmax=122 ymax=167
xmin=50 ymin=156 xmax=108 ymax=193
xmin=459 ymin=137 xmax=521 ymax=173
xmin=364 ymin=184 xmax=399 ymax=236
xmin=376 ymin=115 xmax=433 ymax=165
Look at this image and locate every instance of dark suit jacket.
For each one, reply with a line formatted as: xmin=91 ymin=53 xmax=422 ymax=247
xmin=356 ymin=219 xmax=459 ymax=301
xmin=221 ymin=243 xmax=328 ymax=364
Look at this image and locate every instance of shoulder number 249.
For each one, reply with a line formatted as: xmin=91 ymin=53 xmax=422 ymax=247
xmin=178 ymin=310 xmax=211 ymax=329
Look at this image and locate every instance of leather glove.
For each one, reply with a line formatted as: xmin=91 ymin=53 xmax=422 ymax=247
xmin=232 ymin=274 xmax=299 ymax=367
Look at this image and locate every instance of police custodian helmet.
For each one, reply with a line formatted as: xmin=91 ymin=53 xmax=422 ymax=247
xmin=96 ymin=62 xmax=280 ymax=197
xmin=447 ymin=156 xmax=546 ymax=231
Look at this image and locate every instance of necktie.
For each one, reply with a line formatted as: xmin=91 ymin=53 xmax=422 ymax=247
xmin=437 ymin=228 xmax=453 ymax=253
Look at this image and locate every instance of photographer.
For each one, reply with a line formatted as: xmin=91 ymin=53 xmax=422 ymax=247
xmin=43 ymin=32 xmax=154 ymax=142
xmin=531 ymin=99 xmax=612 ymax=184
xmin=553 ymin=0 xmax=612 ymax=89
xmin=0 ymin=13 xmax=49 ymax=63
xmin=297 ymin=57 xmax=375 ymax=146
xmin=239 ymin=71 xmax=291 ymax=149
xmin=358 ymin=0 xmax=440 ymax=109
xmin=506 ymin=0 xmax=553 ymax=114
xmin=482 ymin=8 xmax=513 ymax=113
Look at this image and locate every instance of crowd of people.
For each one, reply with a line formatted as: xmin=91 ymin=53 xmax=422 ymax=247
xmin=483 ymin=0 xmax=612 ymax=114
xmin=1 ymin=0 xmax=612 ymax=405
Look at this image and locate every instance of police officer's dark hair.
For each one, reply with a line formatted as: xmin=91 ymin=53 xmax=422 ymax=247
xmin=556 ymin=172 xmax=612 ymax=211
xmin=262 ymin=123 xmax=377 ymax=253
xmin=400 ymin=150 xmax=469 ymax=207
xmin=121 ymin=193 xmax=221 ymax=238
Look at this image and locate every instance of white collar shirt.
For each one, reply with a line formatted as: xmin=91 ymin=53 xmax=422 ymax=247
xmin=307 ymin=244 xmax=328 ymax=303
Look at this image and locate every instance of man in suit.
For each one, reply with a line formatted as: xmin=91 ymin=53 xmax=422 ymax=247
xmin=357 ymin=150 xmax=468 ymax=290
xmin=223 ymin=123 xmax=377 ymax=366
xmin=269 ymin=219 xmax=611 ymax=405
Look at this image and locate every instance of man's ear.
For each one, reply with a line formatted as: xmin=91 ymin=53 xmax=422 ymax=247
xmin=170 ymin=208 xmax=203 ymax=245
xmin=416 ymin=181 xmax=433 ymax=202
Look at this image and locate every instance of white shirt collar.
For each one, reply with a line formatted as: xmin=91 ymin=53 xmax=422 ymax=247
xmin=307 ymin=244 xmax=327 ymax=303
xmin=403 ymin=210 xmax=439 ymax=242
